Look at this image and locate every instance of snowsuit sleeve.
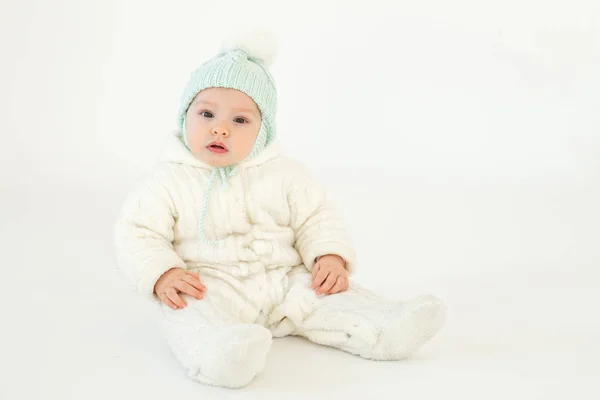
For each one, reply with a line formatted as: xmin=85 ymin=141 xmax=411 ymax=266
xmin=286 ymin=162 xmax=357 ymax=274
xmin=113 ymin=174 xmax=187 ymax=300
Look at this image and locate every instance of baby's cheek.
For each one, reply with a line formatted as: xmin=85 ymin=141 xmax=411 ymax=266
xmin=236 ymin=139 xmax=255 ymax=159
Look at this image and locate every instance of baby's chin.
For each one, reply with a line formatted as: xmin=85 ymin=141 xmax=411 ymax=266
xmin=197 ymin=151 xmax=246 ymax=168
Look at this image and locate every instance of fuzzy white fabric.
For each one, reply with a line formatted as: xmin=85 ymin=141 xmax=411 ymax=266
xmin=221 ymin=27 xmax=278 ymax=67
xmin=113 ymin=130 xmax=446 ymax=388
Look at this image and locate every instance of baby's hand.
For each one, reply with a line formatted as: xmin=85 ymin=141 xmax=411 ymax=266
xmin=154 ymin=268 xmax=206 ymax=310
xmin=310 ymin=254 xmax=348 ymax=295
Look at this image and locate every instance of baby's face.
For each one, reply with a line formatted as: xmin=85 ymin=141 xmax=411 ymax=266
xmin=184 ymin=87 xmax=261 ymax=168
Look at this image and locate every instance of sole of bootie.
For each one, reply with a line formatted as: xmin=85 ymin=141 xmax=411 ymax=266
xmin=370 ymin=295 xmax=446 ymax=360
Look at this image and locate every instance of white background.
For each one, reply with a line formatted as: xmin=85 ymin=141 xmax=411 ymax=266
xmin=1 ymin=0 xmax=599 ymax=399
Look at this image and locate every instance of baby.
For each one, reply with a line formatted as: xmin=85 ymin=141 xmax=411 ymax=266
xmin=113 ymin=32 xmax=446 ymax=388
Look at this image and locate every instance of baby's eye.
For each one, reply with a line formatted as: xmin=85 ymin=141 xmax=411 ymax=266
xmin=234 ymin=117 xmax=248 ymax=124
xmin=200 ymin=111 xmax=214 ymax=118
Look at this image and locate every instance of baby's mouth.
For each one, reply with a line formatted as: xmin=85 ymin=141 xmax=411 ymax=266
xmin=207 ymin=142 xmax=228 ymax=153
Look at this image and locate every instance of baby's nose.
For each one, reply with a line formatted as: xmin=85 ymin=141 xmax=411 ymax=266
xmin=211 ymin=123 xmax=230 ymax=137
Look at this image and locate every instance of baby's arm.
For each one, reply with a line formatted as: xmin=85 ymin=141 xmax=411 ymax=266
xmin=286 ymin=161 xmax=356 ymax=274
xmin=113 ymin=174 xmax=187 ymax=301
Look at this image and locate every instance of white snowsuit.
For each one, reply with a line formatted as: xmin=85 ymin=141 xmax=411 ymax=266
xmin=113 ymin=130 xmax=445 ymax=388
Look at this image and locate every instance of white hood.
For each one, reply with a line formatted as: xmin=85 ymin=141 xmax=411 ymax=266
xmin=158 ymin=130 xmax=282 ymax=170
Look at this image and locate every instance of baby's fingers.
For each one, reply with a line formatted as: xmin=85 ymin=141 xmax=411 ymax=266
xmin=316 ymin=272 xmax=338 ymax=295
xmin=327 ymin=276 xmax=347 ymax=295
xmin=311 ymin=262 xmax=320 ymax=282
xmin=159 ymin=292 xmax=180 ymax=310
xmin=174 ymin=280 xmax=203 ymax=300
xmin=312 ymin=265 xmax=330 ymax=290
xmin=186 ymin=270 xmax=200 ymax=279
xmin=165 ymin=287 xmax=187 ymax=308
xmin=183 ymin=274 xmax=207 ymax=292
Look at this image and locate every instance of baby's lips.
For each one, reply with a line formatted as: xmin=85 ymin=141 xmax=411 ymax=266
xmin=207 ymin=141 xmax=228 ymax=150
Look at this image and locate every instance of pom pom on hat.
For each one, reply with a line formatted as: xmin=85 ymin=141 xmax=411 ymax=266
xmin=220 ymin=28 xmax=278 ymax=68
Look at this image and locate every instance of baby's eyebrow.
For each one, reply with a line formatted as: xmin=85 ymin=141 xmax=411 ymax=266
xmin=233 ymin=107 xmax=258 ymax=114
xmin=192 ymin=100 xmax=215 ymax=107
xmin=192 ymin=100 xmax=257 ymax=115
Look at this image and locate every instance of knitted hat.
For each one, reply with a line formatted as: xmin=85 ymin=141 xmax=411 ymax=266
xmin=177 ymin=30 xmax=278 ymax=246
xmin=177 ymin=30 xmax=278 ymax=162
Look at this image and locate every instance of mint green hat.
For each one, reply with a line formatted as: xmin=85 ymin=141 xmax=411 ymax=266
xmin=177 ymin=31 xmax=278 ymax=246
xmin=177 ymin=32 xmax=277 ymax=162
